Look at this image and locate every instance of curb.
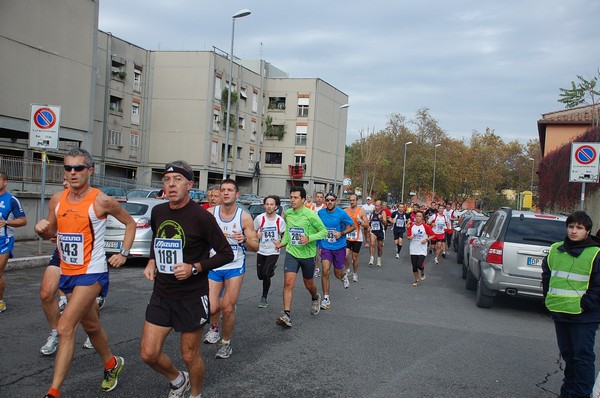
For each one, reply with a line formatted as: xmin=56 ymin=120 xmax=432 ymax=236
xmin=7 ymin=256 xmax=52 ymax=271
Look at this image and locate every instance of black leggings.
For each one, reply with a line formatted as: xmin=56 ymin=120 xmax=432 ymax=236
xmin=410 ymin=255 xmax=426 ymax=272
xmin=257 ymin=254 xmax=279 ymax=297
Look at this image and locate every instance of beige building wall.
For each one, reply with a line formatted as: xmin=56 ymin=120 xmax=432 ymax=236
xmin=0 ymin=0 xmax=97 ymax=149
xmin=544 ymin=125 xmax=590 ymax=155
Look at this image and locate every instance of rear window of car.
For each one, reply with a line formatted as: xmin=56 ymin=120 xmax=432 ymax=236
xmin=504 ymin=217 xmax=565 ymax=245
xmin=248 ymin=204 xmax=263 ymax=213
xmin=121 ymin=203 xmax=149 ymax=216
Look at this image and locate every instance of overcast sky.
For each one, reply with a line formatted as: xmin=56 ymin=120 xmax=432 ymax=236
xmin=98 ymin=0 xmax=599 ymax=145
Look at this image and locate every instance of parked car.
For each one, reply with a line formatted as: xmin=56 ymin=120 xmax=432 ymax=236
xmin=247 ymin=199 xmax=291 ymax=219
xmin=99 ymin=186 xmax=127 ymax=199
xmin=239 ymin=193 xmax=262 ymax=205
xmin=465 ymin=208 xmax=567 ymax=308
xmin=455 ymin=214 xmax=488 ymax=264
xmin=189 ymin=190 xmax=205 ymax=202
xmin=461 ymin=221 xmax=487 ymax=280
xmin=127 ymin=189 xmax=161 ymax=199
xmin=452 ymin=210 xmax=482 ymax=252
xmin=104 ymin=198 xmax=164 ymax=258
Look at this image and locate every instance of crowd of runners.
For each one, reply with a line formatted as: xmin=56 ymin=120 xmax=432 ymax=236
xmin=0 ymin=149 xmax=467 ymax=398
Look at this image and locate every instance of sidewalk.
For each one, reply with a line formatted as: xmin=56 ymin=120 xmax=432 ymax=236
xmin=6 ymin=239 xmax=56 ymax=271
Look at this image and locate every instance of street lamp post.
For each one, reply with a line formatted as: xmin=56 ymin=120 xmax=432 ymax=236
xmin=401 ymin=141 xmax=413 ymax=203
xmin=334 ymin=103 xmax=349 ymax=196
xmin=222 ymin=8 xmax=251 ymax=180
xmin=432 ymin=143 xmax=441 ymax=200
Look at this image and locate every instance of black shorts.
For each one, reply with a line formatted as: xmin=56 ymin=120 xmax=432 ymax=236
xmin=393 ymin=229 xmax=406 ymax=240
xmin=371 ymin=231 xmax=384 ymax=241
xmin=48 ymin=248 xmax=60 ymax=267
xmin=145 ymin=292 xmax=209 ymax=333
xmin=346 ymin=240 xmax=362 ymax=254
xmin=257 ymin=253 xmax=279 ymax=280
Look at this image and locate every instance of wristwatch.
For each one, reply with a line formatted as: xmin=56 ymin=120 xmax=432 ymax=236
xmin=119 ymin=248 xmax=130 ymax=257
xmin=190 ymin=263 xmax=199 ymax=275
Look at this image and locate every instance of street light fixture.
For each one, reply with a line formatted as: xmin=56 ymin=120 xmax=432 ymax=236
xmin=222 ymin=8 xmax=251 ymax=180
xmin=334 ymin=103 xmax=349 ymax=196
xmin=401 ymin=141 xmax=413 ymax=203
xmin=432 ymin=143 xmax=441 ymax=200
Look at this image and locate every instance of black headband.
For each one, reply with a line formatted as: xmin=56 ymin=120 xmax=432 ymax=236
xmin=164 ymin=165 xmax=193 ymax=181
xmin=325 ymin=192 xmax=338 ymax=200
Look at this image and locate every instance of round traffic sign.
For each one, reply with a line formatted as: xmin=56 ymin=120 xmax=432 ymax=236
xmin=33 ymin=107 xmax=57 ymax=129
xmin=575 ymin=145 xmax=597 ymax=165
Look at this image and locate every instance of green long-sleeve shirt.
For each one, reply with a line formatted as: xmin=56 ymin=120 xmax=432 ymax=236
xmin=281 ymin=206 xmax=327 ymax=259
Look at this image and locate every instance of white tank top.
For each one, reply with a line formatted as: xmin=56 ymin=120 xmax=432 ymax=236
xmin=213 ymin=205 xmax=246 ymax=270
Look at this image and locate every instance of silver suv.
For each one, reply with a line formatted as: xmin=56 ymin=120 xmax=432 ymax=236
xmin=465 ymin=208 xmax=567 ymax=308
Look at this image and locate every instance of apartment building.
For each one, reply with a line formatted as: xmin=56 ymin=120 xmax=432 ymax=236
xmin=0 ymin=0 xmax=349 ymax=197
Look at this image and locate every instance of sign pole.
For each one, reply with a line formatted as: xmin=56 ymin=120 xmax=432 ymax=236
xmin=581 ymin=182 xmax=586 ymax=211
xmin=38 ymin=151 xmax=47 ymax=254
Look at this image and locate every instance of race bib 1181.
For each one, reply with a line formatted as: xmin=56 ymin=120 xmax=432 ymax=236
xmin=154 ymin=238 xmax=183 ymax=274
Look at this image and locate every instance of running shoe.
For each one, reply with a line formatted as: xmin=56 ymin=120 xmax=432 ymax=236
xmin=314 ymin=268 xmax=321 ymax=278
xmin=434 ymin=257 xmax=439 ymax=264
xmin=395 ymin=253 xmax=399 ymax=259
xmin=352 ymin=273 xmax=358 ymax=282
xmin=168 ymin=371 xmax=190 ymax=398
xmin=58 ymin=297 xmax=67 ymax=314
xmin=96 ymin=296 xmax=106 ymax=310
xmin=344 ymin=267 xmax=351 ymax=275
xmin=258 ymin=297 xmax=268 ymax=308
xmin=320 ymin=297 xmax=331 ymax=310
xmin=412 ymin=281 xmax=419 ymax=287
xmin=101 ymin=356 xmax=124 ymax=392
xmin=342 ymin=274 xmax=349 ymax=289
xmin=429 ymin=249 xmax=433 ymax=254
xmin=377 ymin=258 xmax=382 ymax=267
xmin=276 ymin=312 xmax=292 ymax=328
xmin=40 ymin=333 xmax=59 ymax=356
xmin=310 ymin=293 xmax=321 ymax=315
xmin=441 ymin=251 xmax=447 ymax=258
xmin=203 ymin=328 xmax=220 ymax=344
xmin=215 ymin=343 xmax=232 ymax=359
xmin=420 ymin=274 xmax=426 ymax=281
xmin=369 ymin=257 xmax=374 ymax=267
xmin=0 ymin=300 xmax=6 ymax=313
xmin=83 ymin=336 xmax=94 ymax=349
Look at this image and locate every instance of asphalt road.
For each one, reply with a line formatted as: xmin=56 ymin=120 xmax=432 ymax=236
xmin=1 ymin=232 xmax=596 ymax=398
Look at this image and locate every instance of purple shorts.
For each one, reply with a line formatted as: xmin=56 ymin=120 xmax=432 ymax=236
xmin=320 ymin=247 xmax=347 ymax=270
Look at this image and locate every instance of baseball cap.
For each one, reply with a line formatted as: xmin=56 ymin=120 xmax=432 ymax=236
xmin=366 ymin=196 xmax=372 ymax=200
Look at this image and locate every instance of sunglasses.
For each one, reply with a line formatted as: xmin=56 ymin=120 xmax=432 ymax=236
xmin=64 ymin=165 xmax=90 ymax=172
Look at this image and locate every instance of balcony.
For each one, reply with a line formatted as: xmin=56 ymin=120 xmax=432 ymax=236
xmin=288 ymin=164 xmax=306 ymax=179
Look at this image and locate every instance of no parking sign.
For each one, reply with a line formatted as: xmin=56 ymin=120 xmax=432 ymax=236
xmin=29 ymin=104 xmax=60 ymax=150
xmin=570 ymin=142 xmax=600 ymax=183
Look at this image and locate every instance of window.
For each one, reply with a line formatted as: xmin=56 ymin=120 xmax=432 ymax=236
xmin=108 ymin=130 xmax=121 ymax=146
xmin=294 ymin=154 xmax=306 ymax=164
xmin=109 ymin=96 xmax=122 ymax=113
xmin=268 ymin=97 xmax=286 ymax=110
xmin=250 ymin=120 xmax=256 ymax=141
xmin=211 ymin=141 xmax=218 ymax=164
xmin=111 ymin=56 xmax=126 ymax=80
xmin=265 ymin=152 xmax=282 ymax=164
xmin=133 ymin=68 xmax=142 ymax=92
xmin=215 ymin=76 xmax=222 ymax=99
xmin=238 ymin=116 xmax=245 ymax=130
xmin=295 ymin=125 xmax=307 ymax=146
xmin=252 ymin=91 xmax=258 ymax=113
xmin=131 ymin=103 xmax=140 ymax=125
xmin=129 ymin=132 xmax=139 ymax=158
xmin=297 ymin=105 xmax=309 ymax=117
xmin=240 ymin=87 xmax=247 ymax=101
xmin=213 ymin=109 xmax=220 ymax=131
xmin=221 ymin=144 xmax=233 ymax=161
xmin=237 ymin=146 xmax=242 ymax=159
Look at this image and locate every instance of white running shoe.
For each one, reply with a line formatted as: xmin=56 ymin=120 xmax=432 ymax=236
xmin=58 ymin=297 xmax=68 ymax=314
xmin=168 ymin=371 xmax=190 ymax=398
xmin=96 ymin=296 xmax=106 ymax=309
xmin=314 ymin=268 xmax=321 ymax=278
xmin=342 ymin=274 xmax=349 ymax=289
xmin=320 ymin=297 xmax=331 ymax=310
xmin=203 ymin=328 xmax=220 ymax=344
xmin=82 ymin=336 xmax=94 ymax=349
xmin=395 ymin=253 xmax=399 ymax=259
xmin=40 ymin=333 xmax=59 ymax=355
xmin=377 ymin=258 xmax=382 ymax=267
xmin=344 ymin=267 xmax=351 ymax=275
xmin=352 ymin=273 xmax=358 ymax=282
xmin=369 ymin=257 xmax=374 ymax=267
xmin=434 ymin=257 xmax=439 ymax=264
xmin=311 ymin=293 xmax=321 ymax=315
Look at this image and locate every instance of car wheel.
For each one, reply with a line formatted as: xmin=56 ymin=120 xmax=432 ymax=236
xmin=465 ymin=266 xmax=477 ymax=291
xmin=475 ymin=274 xmax=494 ymax=308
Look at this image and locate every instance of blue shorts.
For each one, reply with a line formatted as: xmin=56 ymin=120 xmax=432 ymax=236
xmin=59 ymin=272 xmax=109 ymax=297
xmin=208 ymin=265 xmax=245 ymax=282
xmin=283 ymin=252 xmax=316 ymax=280
xmin=0 ymin=236 xmax=15 ymax=258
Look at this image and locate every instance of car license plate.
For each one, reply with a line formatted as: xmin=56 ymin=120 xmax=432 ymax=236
xmin=527 ymin=257 xmax=543 ymax=266
xmin=105 ymin=241 xmax=121 ymax=250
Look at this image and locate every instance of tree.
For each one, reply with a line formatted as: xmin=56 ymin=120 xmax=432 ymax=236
xmin=220 ymin=87 xmax=239 ymax=130
xmin=558 ymin=70 xmax=600 ymax=126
